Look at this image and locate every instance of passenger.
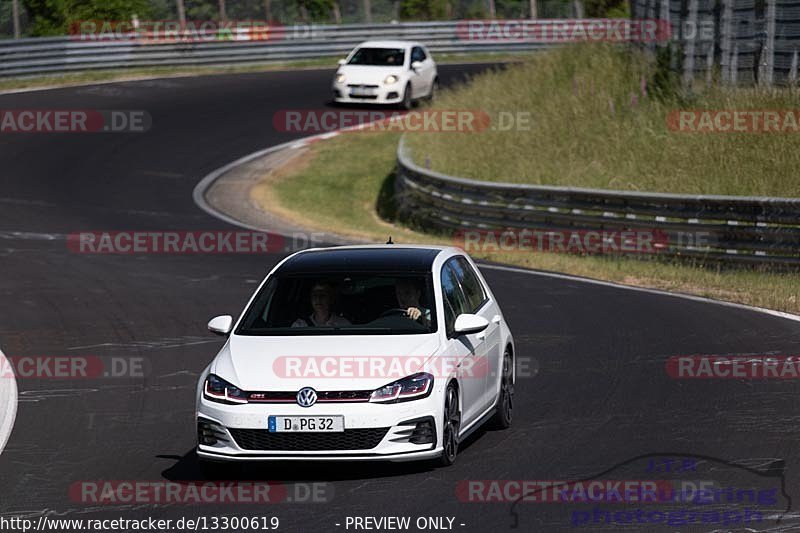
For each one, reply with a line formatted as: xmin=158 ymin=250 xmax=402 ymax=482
xmin=292 ymin=282 xmax=351 ymax=327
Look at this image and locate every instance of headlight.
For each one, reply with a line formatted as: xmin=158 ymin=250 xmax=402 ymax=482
xmin=370 ymin=372 xmax=433 ymax=403
xmin=204 ymin=374 xmax=248 ymax=404
xmin=335 ymin=73 xmax=346 ymax=83
xmin=383 ymin=74 xmax=399 ymax=85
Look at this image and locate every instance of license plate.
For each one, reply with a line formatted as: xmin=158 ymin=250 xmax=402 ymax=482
xmin=268 ymin=415 xmax=344 ymax=433
xmin=350 ymin=87 xmax=375 ymax=96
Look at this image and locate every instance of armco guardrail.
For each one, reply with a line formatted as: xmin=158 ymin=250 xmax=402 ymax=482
xmin=395 ymin=136 xmax=800 ymax=267
xmin=0 ymin=21 xmax=563 ymax=78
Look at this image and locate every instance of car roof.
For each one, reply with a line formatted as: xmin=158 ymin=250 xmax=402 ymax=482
xmin=276 ymin=245 xmax=454 ymax=274
xmin=356 ymin=40 xmax=421 ymax=49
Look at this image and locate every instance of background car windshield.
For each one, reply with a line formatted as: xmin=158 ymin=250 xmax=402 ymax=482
xmin=236 ymin=273 xmax=437 ymax=335
xmin=348 ymin=48 xmax=405 ymax=66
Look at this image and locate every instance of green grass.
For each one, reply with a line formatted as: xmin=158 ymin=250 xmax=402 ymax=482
xmin=405 ymin=43 xmax=800 ymax=197
xmin=266 ymin=132 xmax=414 ymax=241
xmin=254 ymin=43 xmax=799 ymax=314
xmin=261 ymin=130 xmax=800 ymax=315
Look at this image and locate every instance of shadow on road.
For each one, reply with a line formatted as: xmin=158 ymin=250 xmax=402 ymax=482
xmin=160 ymin=423 xmax=490 ymax=482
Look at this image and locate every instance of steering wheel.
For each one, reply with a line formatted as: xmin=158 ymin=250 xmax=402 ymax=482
xmin=379 ymin=308 xmax=409 ymax=318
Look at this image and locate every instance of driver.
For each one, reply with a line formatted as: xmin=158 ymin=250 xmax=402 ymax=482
xmin=292 ymin=282 xmax=351 ymax=327
xmin=394 ymin=278 xmax=430 ymax=328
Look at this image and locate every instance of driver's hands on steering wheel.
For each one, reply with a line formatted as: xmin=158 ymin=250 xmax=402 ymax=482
xmin=405 ymin=307 xmax=422 ymax=320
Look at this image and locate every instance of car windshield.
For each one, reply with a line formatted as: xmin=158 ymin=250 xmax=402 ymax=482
xmin=347 ymin=47 xmax=405 ymax=66
xmin=236 ymin=272 xmax=437 ymax=335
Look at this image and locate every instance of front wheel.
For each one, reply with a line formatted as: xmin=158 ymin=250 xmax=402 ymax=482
xmin=400 ymin=83 xmax=413 ymax=110
xmin=427 ymin=78 xmax=439 ymax=102
xmin=491 ymin=350 xmax=514 ymax=429
xmin=438 ymin=384 xmax=460 ymax=466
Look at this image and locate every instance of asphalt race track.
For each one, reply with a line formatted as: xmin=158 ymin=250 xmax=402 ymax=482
xmin=1 ymin=64 xmax=800 ymax=533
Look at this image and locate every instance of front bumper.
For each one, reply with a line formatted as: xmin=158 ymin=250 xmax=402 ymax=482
xmin=332 ymin=82 xmax=404 ymax=104
xmin=197 ymin=395 xmax=441 ymax=462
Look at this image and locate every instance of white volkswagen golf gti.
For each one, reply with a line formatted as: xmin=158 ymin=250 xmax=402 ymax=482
xmin=196 ymin=245 xmax=514 ymax=469
xmin=331 ymin=41 xmax=438 ymax=108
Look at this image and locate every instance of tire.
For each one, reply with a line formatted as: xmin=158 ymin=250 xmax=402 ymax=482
xmin=427 ymin=78 xmax=439 ymax=102
xmin=438 ymin=383 xmax=460 ymax=466
xmin=400 ymin=83 xmax=413 ymax=110
xmin=491 ymin=350 xmax=514 ymax=429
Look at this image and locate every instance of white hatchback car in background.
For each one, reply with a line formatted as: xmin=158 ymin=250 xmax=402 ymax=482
xmin=332 ymin=41 xmax=438 ymax=109
xmin=196 ymin=245 xmax=514 ymax=472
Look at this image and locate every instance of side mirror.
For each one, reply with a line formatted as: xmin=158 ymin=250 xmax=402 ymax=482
xmin=453 ymin=314 xmax=489 ymax=335
xmin=207 ymin=315 xmax=233 ymax=336
xmin=338 ymin=59 xmax=346 ymax=66
xmin=411 ymin=60 xmax=422 ymax=71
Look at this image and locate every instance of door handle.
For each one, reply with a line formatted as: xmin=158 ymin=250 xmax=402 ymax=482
xmin=491 ymin=314 xmax=502 ymax=324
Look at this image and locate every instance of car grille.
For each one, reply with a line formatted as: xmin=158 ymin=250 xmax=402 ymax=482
xmin=229 ymin=427 xmax=389 ymax=451
xmin=347 ymin=84 xmax=379 ymax=100
xmin=246 ymin=390 xmax=372 ymax=403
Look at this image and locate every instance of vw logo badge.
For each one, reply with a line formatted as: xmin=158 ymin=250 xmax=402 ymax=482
xmin=296 ymin=387 xmax=317 ymax=408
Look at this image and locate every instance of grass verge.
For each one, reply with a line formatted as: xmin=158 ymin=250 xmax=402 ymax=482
xmin=405 ymin=43 xmax=800 ymax=197
xmin=255 ymin=130 xmax=800 ymax=315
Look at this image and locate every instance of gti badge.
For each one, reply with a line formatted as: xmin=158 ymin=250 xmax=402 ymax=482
xmin=296 ymin=387 xmax=317 ymax=408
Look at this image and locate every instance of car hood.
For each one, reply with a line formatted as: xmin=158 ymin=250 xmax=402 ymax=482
xmin=338 ymin=65 xmax=404 ymax=85
xmin=212 ymin=334 xmax=442 ymax=391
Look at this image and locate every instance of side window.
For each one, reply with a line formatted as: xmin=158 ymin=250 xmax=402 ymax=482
xmin=452 ymin=257 xmax=488 ymax=313
xmin=442 ymin=294 xmax=456 ymax=338
xmin=411 ymin=46 xmax=426 ymax=63
xmin=440 ymin=263 xmax=469 ymax=336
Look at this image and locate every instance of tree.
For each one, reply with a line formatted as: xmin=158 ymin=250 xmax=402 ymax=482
xmin=296 ymin=0 xmax=336 ymax=22
xmin=23 ymin=0 xmax=153 ymax=36
xmin=584 ymin=0 xmax=629 ymax=17
xmin=363 ymin=0 xmax=371 ymax=22
xmin=400 ymin=0 xmax=449 ymax=20
xmin=12 ymin=0 xmax=21 ymax=38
